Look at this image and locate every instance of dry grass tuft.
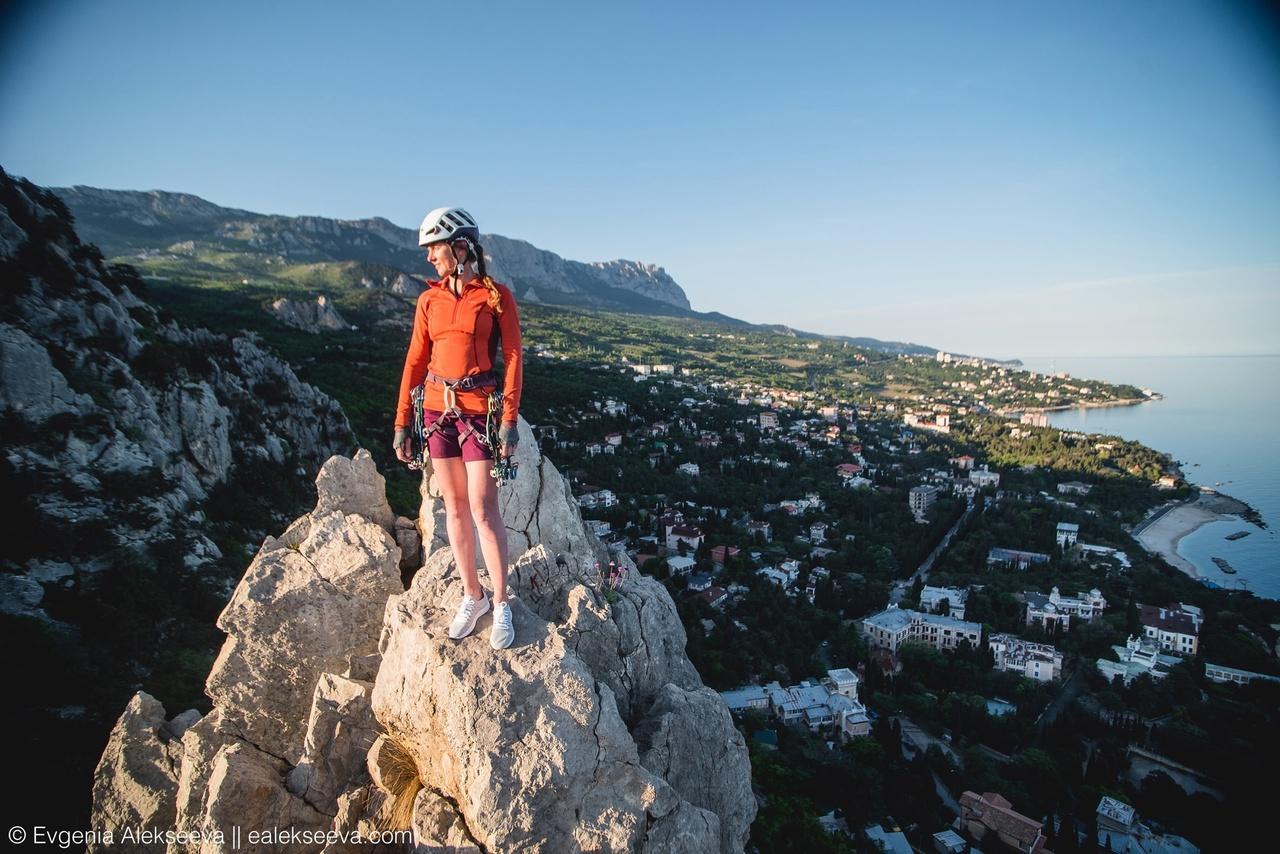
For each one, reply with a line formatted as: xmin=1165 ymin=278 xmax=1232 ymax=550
xmin=375 ymin=735 xmax=422 ymax=832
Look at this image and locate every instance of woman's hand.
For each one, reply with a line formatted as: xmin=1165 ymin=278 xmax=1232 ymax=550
xmin=393 ymin=427 xmax=415 ymax=463
xmin=499 ymin=422 xmax=519 ymax=458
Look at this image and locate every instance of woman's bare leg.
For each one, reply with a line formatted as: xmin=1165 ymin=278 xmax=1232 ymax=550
xmin=434 ymin=456 xmax=484 ymax=600
xmin=465 ymin=459 xmax=509 ymax=603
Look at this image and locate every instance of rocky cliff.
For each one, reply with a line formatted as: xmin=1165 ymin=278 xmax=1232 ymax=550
xmin=91 ymin=434 xmax=755 ymax=852
xmin=268 ymin=295 xmax=354 ymax=334
xmin=52 ymin=186 xmax=694 ymax=315
xmin=0 ymin=168 xmax=354 ymax=617
xmin=1 ymin=166 xmax=355 ymax=612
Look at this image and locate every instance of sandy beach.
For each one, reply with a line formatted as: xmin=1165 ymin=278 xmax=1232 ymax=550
xmin=1135 ymin=490 xmax=1254 ymax=579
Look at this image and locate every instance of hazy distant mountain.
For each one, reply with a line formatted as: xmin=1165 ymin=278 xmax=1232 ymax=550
xmin=53 ymin=184 xmax=944 ymax=356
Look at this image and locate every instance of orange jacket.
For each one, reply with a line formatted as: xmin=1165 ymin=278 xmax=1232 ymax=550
xmin=395 ymin=276 xmax=523 ymax=429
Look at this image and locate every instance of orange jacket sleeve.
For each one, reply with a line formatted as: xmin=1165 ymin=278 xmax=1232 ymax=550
xmin=498 ymin=284 xmax=523 ymax=425
xmin=395 ymin=290 xmax=432 ymax=429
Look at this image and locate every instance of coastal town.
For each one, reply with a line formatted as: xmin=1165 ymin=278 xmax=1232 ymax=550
xmin=511 ymin=319 xmax=1280 ymax=854
xmin=50 ymin=211 xmax=1274 ymax=852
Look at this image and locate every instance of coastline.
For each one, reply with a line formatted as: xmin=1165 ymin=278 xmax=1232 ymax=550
xmin=1005 ymin=395 xmax=1159 ymax=417
xmin=1134 ymin=489 xmax=1256 ymax=580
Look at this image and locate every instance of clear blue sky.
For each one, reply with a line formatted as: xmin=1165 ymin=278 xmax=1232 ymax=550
xmin=2 ymin=0 xmax=1277 ymax=358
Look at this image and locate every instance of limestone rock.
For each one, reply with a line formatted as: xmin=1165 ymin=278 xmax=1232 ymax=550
xmin=89 ymin=693 xmax=186 ymax=849
xmin=173 ymin=381 xmax=233 ymax=481
xmin=286 ymin=673 xmax=381 ymax=816
xmin=634 ymin=684 xmax=755 ymax=854
xmin=205 ymin=505 xmax=400 ymax=764
xmin=371 ymin=547 xmax=720 ymax=852
xmin=393 ymin=515 xmax=422 ymax=571
xmin=314 ymin=448 xmax=396 ymax=531
xmin=201 ymin=741 xmax=328 ymax=845
xmin=91 ymin=446 xmax=755 ymax=853
xmin=389 ymin=273 xmax=425 ymax=298
xmin=0 ymin=323 xmax=88 ymax=423
xmin=269 ymin=295 xmax=352 ymax=334
xmin=0 ymin=171 xmax=355 ymax=634
xmin=411 ymin=788 xmax=484 ymax=852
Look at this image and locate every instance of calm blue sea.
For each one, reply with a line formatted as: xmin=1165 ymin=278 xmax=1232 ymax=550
xmin=1018 ymin=355 xmax=1280 ymax=600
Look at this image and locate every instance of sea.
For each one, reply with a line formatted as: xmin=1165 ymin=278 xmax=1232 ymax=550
xmin=1017 ymin=355 xmax=1280 ymax=600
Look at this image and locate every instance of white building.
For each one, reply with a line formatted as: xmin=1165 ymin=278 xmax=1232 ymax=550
xmin=666 ymin=524 xmax=705 ymax=553
xmin=1139 ymin=602 xmax=1202 ymax=656
xmin=718 ymin=685 xmax=768 ymax=713
xmin=1097 ymin=635 xmax=1180 ymax=685
xmin=584 ymin=519 xmax=611 ymax=538
xmin=1056 ymin=522 xmax=1079 ymax=548
xmin=920 ymin=585 xmax=968 ymax=620
xmin=861 ymin=606 xmax=982 ymax=654
xmin=1204 ymin=662 xmax=1280 ymax=686
xmin=1057 ymin=480 xmax=1092 ymax=496
xmin=747 ymin=520 xmax=772 ymax=543
xmin=758 ymin=410 xmax=779 ymax=429
xmin=969 ymin=466 xmax=1001 ymax=488
xmin=989 ymin=633 xmax=1063 ymax=682
xmin=909 ymin=485 xmax=939 ymax=518
xmin=1024 ymin=587 xmax=1107 ymax=631
xmin=749 ymin=670 xmax=871 ymax=741
xmin=676 ymin=462 xmax=701 ymax=477
xmin=809 ymin=522 xmax=828 ymax=543
xmin=1097 ymin=796 xmax=1200 ymax=854
xmin=757 ymin=566 xmax=793 ymax=588
xmin=666 ymin=555 xmax=697 ymax=576
xmin=576 ymin=489 xmax=618 ymax=509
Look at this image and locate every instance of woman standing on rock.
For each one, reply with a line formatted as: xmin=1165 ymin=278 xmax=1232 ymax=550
xmin=393 ymin=207 xmax=523 ymax=650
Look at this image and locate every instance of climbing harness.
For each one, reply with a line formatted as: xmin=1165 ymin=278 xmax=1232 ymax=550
xmin=407 ymin=369 xmax=518 ymax=487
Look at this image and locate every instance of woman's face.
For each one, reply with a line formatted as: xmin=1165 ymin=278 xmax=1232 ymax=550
xmin=426 ymin=240 xmax=468 ymax=277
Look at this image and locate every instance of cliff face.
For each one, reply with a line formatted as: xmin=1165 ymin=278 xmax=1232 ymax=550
xmin=0 ymin=168 xmax=354 ymax=617
xmin=482 ymin=235 xmax=692 ymax=312
xmin=90 ymin=434 xmax=755 ymax=852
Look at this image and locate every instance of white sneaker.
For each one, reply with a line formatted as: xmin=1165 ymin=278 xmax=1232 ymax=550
xmin=448 ymin=591 xmax=490 ymax=639
xmin=490 ymin=600 xmax=515 ymax=650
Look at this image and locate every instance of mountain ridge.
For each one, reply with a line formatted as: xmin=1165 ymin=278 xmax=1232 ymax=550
xmin=51 ymin=183 xmax=957 ymax=358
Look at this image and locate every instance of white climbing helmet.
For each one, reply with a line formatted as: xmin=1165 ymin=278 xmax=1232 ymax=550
xmin=418 ymin=206 xmax=480 ymax=247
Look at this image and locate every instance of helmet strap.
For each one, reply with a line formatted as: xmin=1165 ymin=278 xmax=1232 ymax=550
xmin=450 ymin=240 xmax=468 ymax=293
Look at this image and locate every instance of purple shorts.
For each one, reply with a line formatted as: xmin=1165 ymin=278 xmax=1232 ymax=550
xmin=422 ymin=410 xmax=493 ymax=462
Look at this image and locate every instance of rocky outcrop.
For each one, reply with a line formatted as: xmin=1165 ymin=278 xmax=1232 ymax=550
xmin=90 ymin=437 xmax=754 ymax=852
xmin=0 ymin=168 xmax=354 ymax=619
xmin=268 ymin=295 xmax=353 ymax=333
xmin=388 ymin=273 xmax=425 ymax=298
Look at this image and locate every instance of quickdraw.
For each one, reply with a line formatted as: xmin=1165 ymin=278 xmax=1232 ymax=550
xmin=486 ymin=389 xmax=518 ymax=487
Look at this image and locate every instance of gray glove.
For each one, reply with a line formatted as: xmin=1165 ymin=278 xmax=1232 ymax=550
xmin=393 ymin=427 xmax=414 ymax=461
xmin=499 ymin=422 xmax=519 ymax=453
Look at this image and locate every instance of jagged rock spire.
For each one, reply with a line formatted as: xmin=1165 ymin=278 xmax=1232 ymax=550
xmin=91 ymin=438 xmax=754 ymax=852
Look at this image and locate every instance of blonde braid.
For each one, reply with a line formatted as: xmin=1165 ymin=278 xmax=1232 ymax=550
xmin=473 ymin=242 xmax=503 ymax=315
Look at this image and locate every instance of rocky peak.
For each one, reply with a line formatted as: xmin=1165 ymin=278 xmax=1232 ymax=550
xmin=483 ymin=234 xmax=692 ymax=311
xmin=91 ymin=433 xmax=754 ymax=852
